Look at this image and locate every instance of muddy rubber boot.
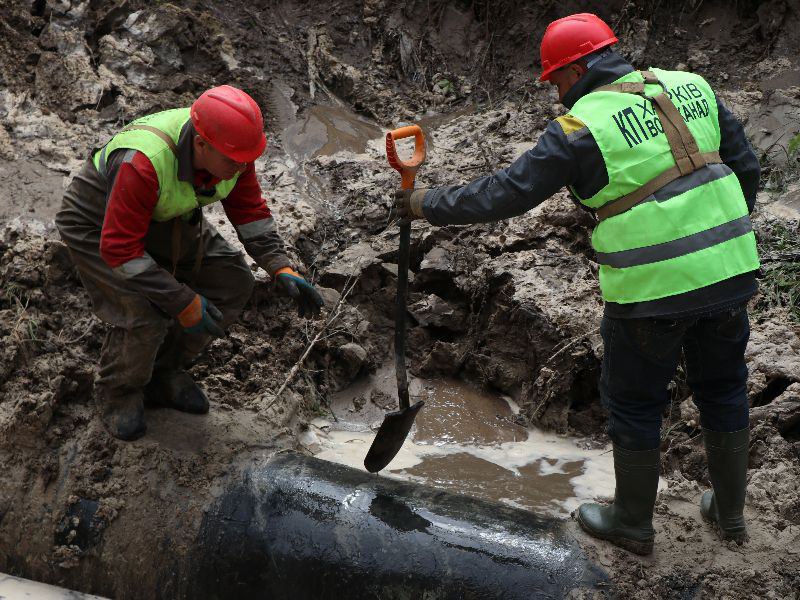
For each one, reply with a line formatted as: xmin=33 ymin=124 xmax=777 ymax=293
xmin=144 ymin=369 xmax=209 ymax=414
xmin=97 ymin=389 xmax=147 ymax=441
xmin=576 ymin=445 xmax=659 ymax=555
xmin=700 ymin=427 xmax=749 ymax=543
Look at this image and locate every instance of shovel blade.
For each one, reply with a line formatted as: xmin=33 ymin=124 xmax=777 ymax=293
xmin=363 ymin=400 xmax=425 ymax=473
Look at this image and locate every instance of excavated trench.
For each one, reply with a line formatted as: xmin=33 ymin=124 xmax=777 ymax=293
xmin=2 ymin=0 xmax=800 ymax=598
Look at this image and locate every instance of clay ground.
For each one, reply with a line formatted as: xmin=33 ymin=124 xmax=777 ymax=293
xmin=1 ymin=0 xmax=800 ymax=598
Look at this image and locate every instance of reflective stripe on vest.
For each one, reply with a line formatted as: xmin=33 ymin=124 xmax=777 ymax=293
xmin=567 ymin=69 xmax=759 ymax=304
xmin=92 ymin=108 xmax=241 ymax=222
xmin=596 ymin=215 xmax=752 ymax=268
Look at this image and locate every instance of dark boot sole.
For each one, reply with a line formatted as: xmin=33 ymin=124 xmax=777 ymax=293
xmin=144 ymin=397 xmax=209 ymax=414
xmin=165 ymin=403 xmax=209 ymax=415
xmin=700 ymin=505 xmax=747 ymax=544
xmin=144 ymin=371 xmax=209 ymax=414
xmin=104 ymin=421 xmax=147 ymax=441
xmin=577 ymin=511 xmax=654 ymax=556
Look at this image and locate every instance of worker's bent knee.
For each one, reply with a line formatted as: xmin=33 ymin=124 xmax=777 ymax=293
xmin=98 ymin=322 xmax=169 ymax=391
xmin=199 ymin=257 xmax=256 ymax=317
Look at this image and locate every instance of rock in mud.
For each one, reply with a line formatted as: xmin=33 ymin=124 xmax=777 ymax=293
xmin=751 ymin=383 xmax=800 ymax=436
xmin=764 ymin=183 xmax=800 ymax=221
xmin=319 ymin=241 xmax=382 ymax=288
xmin=746 ymin=88 xmax=800 ymax=165
xmin=298 ymin=426 xmax=323 ymax=454
xmin=409 ymin=293 xmax=467 ymax=331
xmin=35 ymin=23 xmax=105 ymax=118
xmin=334 ymin=342 xmax=368 ymax=381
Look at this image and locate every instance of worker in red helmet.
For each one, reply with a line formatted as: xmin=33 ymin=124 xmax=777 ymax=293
xmin=56 ymin=85 xmax=324 ymax=441
xmin=396 ymin=13 xmax=760 ymax=553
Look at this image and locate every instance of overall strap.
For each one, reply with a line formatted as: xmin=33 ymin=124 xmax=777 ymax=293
xmin=98 ymin=123 xmax=179 ymax=177
xmin=126 ymin=123 xmax=201 ymax=283
xmin=123 ymin=124 xmax=179 ymax=156
xmin=170 ymin=209 xmax=204 ymax=284
xmin=594 ymin=71 xmax=720 ymax=221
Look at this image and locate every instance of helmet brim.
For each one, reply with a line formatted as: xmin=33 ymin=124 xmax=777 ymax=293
xmin=210 ymin=133 xmax=267 ymax=164
xmin=538 ymin=37 xmax=617 ymax=82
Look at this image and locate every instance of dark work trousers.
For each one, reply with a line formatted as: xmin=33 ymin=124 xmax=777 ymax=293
xmin=57 ymin=159 xmax=255 ymax=404
xmin=599 ymin=304 xmax=751 ymax=451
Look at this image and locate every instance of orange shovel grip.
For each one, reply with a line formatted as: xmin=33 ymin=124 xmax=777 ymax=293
xmin=386 ymin=125 xmax=426 ymax=189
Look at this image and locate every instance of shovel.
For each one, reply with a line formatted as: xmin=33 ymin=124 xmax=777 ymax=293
xmin=364 ymin=125 xmax=427 ymax=473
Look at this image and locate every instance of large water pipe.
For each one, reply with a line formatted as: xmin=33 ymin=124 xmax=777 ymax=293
xmin=187 ymin=452 xmax=606 ymax=599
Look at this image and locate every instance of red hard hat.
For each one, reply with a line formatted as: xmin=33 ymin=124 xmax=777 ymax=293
xmin=539 ymin=13 xmax=618 ymax=82
xmin=191 ymin=85 xmax=267 ymax=163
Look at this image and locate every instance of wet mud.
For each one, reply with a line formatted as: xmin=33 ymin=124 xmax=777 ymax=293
xmin=2 ymin=0 xmax=800 ymax=598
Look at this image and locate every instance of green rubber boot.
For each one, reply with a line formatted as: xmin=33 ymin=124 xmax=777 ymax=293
xmin=700 ymin=427 xmax=749 ymax=543
xmin=577 ymin=445 xmax=660 ymax=555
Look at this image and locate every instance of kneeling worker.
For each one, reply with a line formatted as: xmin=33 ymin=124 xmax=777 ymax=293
xmin=57 ymin=85 xmax=323 ymax=441
xmin=396 ymin=14 xmax=760 ymax=553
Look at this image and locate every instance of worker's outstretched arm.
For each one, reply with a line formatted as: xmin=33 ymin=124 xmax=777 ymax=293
xmin=223 ymin=165 xmax=323 ymax=318
xmin=717 ymin=99 xmax=760 ymax=213
xmin=410 ymin=120 xmax=579 ymax=226
xmin=221 ymin=162 xmax=293 ymax=275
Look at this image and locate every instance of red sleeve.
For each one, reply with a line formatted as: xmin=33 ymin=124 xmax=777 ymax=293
xmin=100 ymin=152 xmax=159 ymax=268
xmin=220 ymin=162 xmax=273 ymax=225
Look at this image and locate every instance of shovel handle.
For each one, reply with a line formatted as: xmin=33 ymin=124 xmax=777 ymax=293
xmin=386 ymin=124 xmax=425 ymax=412
xmin=386 ymin=125 xmax=426 ymax=190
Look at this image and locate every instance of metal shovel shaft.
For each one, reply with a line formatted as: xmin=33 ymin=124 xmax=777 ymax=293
xmin=364 ymin=125 xmax=427 ymax=474
xmin=364 ymin=222 xmax=424 ymax=473
xmin=395 ymin=222 xmax=411 ymax=411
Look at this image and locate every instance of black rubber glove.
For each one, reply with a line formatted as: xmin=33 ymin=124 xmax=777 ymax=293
xmin=275 ymin=268 xmax=324 ymax=318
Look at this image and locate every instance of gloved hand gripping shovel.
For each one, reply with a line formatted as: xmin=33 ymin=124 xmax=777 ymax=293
xmin=364 ymin=125 xmax=427 ymax=473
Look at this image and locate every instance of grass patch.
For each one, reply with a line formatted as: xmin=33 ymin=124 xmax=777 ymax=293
xmin=762 ymin=132 xmax=800 ymax=194
xmin=754 ymin=219 xmax=800 ymax=323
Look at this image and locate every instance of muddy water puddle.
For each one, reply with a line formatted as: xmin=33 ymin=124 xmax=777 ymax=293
xmin=315 ymin=370 xmax=616 ymax=516
xmin=282 ymin=105 xmax=383 ymax=160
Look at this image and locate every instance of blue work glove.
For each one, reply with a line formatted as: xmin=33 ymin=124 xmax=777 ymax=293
xmin=177 ymin=294 xmax=224 ymax=337
xmin=275 ymin=267 xmax=324 ymax=318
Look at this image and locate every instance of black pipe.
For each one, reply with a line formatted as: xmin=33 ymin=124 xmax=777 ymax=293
xmin=188 ymin=452 xmax=606 ymax=599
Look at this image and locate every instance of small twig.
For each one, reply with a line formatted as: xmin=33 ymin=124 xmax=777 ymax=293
xmin=475 ymin=138 xmax=495 ymax=171
xmin=529 ymin=390 xmax=552 ymax=420
xmin=762 ymin=252 xmax=800 ymax=263
xmin=458 ymin=163 xmax=488 ymax=173
xmin=546 ymin=327 xmax=599 ymax=364
xmin=307 ymin=25 xmax=320 ymax=101
xmin=668 ymin=431 xmax=703 ymax=451
xmin=265 ymin=273 xmax=360 ymax=410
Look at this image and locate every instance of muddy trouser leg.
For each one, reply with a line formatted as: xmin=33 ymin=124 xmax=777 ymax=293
xmin=57 ymin=159 xmax=170 ymax=439
xmin=683 ymin=305 xmax=750 ymax=542
xmin=144 ymin=224 xmax=256 ymax=411
xmin=577 ymin=315 xmax=688 ymax=555
xmin=155 ymin=253 xmax=256 ymax=370
xmin=95 ymin=323 xmax=168 ymax=439
xmin=598 ymin=315 xmax=688 ymax=451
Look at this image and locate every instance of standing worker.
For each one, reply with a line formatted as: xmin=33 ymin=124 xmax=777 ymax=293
xmin=57 ymin=85 xmax=324 ymax=441
xmin=395 ymin=13 xmax=759 ymax=554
